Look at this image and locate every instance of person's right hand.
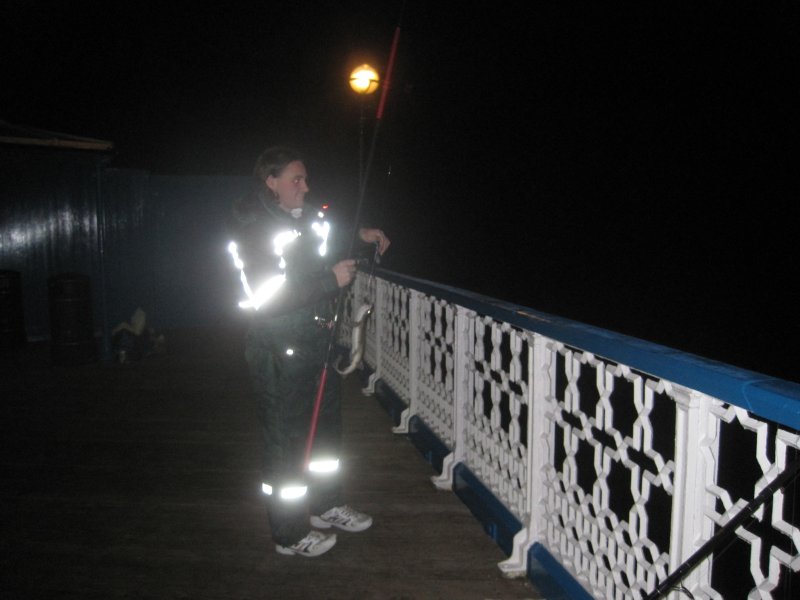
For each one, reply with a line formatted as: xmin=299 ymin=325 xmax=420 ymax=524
xmin=332 ymin=259 xmax=357 ymax=287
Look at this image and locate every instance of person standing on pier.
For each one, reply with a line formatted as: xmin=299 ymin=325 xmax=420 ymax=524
xmin=227 ymin=146 xmax=390 ymax=557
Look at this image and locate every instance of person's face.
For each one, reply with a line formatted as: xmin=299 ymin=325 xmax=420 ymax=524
xmin=267 ymin=160 xmax=309 ymax=213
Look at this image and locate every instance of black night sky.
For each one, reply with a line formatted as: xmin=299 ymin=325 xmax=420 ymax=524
xmin=2 ymin=2 xmax=798 ymax=381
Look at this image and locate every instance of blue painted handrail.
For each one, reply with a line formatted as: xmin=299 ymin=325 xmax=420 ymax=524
xmin=375 ymin=267 xmax=800 ymax=431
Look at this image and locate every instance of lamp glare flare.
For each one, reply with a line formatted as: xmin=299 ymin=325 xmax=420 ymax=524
xmin=349 ymin=64 xmax=379 ymax=95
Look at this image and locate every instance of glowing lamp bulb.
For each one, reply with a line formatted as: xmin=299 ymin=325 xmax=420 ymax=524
xmin=349 ymin=64 xmax=380 ymax=95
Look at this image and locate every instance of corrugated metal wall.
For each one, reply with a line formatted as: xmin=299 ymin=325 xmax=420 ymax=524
xmin=0 ymin=145 xmax=249 ymax=356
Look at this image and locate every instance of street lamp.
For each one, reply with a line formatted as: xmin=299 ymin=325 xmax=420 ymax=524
xmin=349 ymin=64 xmax=380 ymax=192
xmin=349 ymin=64 xmax=380 ymax=95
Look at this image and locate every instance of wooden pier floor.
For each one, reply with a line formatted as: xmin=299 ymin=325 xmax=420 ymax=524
xmin=1 ymin=326 xmax=541 ymax=600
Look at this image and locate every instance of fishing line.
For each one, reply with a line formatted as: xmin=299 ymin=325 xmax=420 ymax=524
xmin=644 ymin=457 xmax=800 ymax=600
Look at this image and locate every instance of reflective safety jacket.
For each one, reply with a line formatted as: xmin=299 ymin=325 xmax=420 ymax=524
xmin=229 ymin=196 xmax=346 ymax=526
xmin=227 ymin=198 xmax=339 ymax=323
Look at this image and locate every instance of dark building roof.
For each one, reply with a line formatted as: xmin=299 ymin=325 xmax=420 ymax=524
xmin=0 ymin=120 xmax=113 ymax=151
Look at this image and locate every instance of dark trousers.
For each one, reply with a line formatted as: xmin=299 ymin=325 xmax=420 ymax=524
xmin=245 ymin=319 xmax=342 ymax=546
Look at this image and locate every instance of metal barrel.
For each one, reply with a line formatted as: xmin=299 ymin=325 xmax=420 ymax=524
xmin=0 ymin=270 xmax=27 ymax=353
xmin=48 ymin=272 xmax=96 ymax=365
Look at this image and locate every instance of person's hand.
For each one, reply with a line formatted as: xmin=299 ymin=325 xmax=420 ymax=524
xmin=359 ymin=228 xmax=391 ymax=255
xmin=332 ymin=259 xmax=357 ymax=288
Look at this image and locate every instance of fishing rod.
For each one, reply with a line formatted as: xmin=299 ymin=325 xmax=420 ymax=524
xmin=644 ymin=456 xmax=800 ymax=600
xmin=303 ymin=11 xmax=404 ymax=467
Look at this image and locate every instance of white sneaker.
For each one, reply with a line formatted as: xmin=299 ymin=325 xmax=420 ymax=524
xmin=310 ymin=505 xmax=373 ymax=532
xmin=275 ymin=530 xmax=337 ymax=557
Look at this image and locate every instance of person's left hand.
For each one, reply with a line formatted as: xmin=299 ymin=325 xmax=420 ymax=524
xmin=359 ymin=228 xmax=391 ymax=255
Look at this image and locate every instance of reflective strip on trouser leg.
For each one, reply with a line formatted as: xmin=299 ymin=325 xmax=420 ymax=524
xmin=306 ymin=374 xmax=344 ymax=514
xmin=308 ymin=458 xmax=340 ymax=474
xmin=307 ymin=458 xmax=342 ymax=515
xmin=262 ymin=482 xmax=308 ymax=501
xmin=262 ymin=482 xmax=310 ymax=547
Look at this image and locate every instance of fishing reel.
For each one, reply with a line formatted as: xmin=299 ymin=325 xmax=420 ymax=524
xmin=355 ymin=242 xmax=382 ymax=269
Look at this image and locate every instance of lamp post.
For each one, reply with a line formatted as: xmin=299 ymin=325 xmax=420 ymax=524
xmin=349 ymin=64 xmax=380 ymax=193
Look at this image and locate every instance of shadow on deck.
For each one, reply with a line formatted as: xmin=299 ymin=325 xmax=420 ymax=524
xmin=1 ymin=325 xmax=541 ymax=600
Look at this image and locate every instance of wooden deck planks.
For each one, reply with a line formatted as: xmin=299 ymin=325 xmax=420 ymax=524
xmin=1 ymin=326 xmax=541 ymax=599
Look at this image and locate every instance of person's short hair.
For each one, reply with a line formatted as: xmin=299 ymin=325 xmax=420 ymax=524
xmin=253 ymin=146 xmax=304 ymax=181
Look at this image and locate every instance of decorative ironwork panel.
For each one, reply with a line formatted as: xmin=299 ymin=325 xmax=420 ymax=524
xmin=463 ymin=314 xmax=531 ymax=520
xmin=415 ymin=294 xmax=456 ymax=447
xmin=541 ymin=342 xmax=677 ymax=599
xmin=379 ymin=281 xmax=410 ymax=400
xmin=699 ymin=403 xmax=800 ymax=599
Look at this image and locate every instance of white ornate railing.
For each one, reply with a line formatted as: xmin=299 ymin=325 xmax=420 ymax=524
xmin=339 ymin=269 xmax=800 ymax=600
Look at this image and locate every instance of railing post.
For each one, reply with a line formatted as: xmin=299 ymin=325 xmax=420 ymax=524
xmin=432 ymin=304 xmax=473 ymax=489
xmin=363 ymin=277 xmax=385 ymax=396
xmin=498 ymin=332 xmax=551 ymax=576
xmin=392 ymin=288 xmax=420 ymax=433
xmin=664 ymin=385 xmax=718 ymax=598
